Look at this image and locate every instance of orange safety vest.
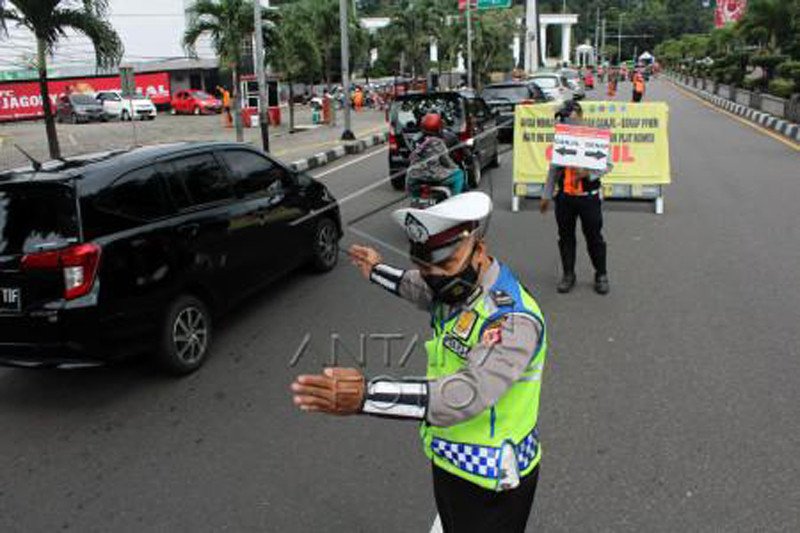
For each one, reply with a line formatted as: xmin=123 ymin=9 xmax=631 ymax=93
xmin=634 ymin=78 xmax=645 ymax=93
xmin=562 ymin=167 xmax=584 ymax=196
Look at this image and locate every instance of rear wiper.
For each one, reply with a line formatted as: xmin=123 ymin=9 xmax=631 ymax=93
xmin=14 ymin=144 xmax=41 ymax=172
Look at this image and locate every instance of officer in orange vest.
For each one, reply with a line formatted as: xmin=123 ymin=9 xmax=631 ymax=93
xmin=539 ymin=101 xmax=611 ymax=295
xmin=632 ymin=71 xmax=646 ymax=102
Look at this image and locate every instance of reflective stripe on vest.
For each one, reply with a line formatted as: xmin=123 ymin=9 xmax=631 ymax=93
xmin=421 ymin=263 xmax=547 ymax=491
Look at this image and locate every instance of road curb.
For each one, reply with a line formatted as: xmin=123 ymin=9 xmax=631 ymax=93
xmin=667 ymin=75 xmax=800 ymax=144
xmin=289 ymin=132 xmax=388 ymax=172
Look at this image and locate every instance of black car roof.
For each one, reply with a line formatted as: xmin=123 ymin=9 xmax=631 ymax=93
xmin=0 ymin=141 xmax=259 ymax=186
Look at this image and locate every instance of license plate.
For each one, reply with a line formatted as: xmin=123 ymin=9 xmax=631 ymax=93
xmin=0 ymin=287 xmax=21 ymax=312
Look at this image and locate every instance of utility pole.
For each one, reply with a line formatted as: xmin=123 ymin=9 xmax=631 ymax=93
xmin=594 ymin=6 xmax=599 ymax=66
xmin=601 ymin=17 xmax=606 ymax=66
xmin=617 ymin=15 xmax=622 ymax=65
xmin=466 ymin=0 xmax=473 ymax=88
xmin=253 ymin=0 xmax=270 ymax=152
xmin=339 ymin=0 xmax=354 ymax=140
xmin=524 ymin=0 xmax=540 ymax=73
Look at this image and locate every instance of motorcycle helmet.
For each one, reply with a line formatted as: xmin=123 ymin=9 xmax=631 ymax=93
xmin=420 ymin=113 xmax=443 ymax=135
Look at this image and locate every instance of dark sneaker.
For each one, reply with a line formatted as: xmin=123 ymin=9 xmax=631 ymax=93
xmin=594 ymin=274 xmax=610 ymax=295
xmin=557 ymin=273 xmax=576 ymax=293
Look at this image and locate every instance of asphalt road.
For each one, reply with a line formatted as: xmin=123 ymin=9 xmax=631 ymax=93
xmin=1 ymin=79 xmax=799 ymax=532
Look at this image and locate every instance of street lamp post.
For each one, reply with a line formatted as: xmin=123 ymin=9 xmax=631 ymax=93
xmin=466 ymin=0 xmax=473 ymax=88
xmin=339 ymin=0 xmax=355 ymax=140
xmin=253 ymin=0 xmax=270 ymax=152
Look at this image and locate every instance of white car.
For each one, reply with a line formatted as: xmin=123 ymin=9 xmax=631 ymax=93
xmin=96 ymin=90 xmax=157 ymax=121
xmin=557 ymin=69 xmax=586 ymax=100
xmin=528 ymin=73 xmax=574 ymax=105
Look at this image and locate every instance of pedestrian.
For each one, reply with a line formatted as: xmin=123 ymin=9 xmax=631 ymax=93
xmin=539 ymin=101 xmax=611 ymax=295
xmin=354 ymin=86 xmax=364 ymax=112
xmin=632 ymin=70 xmax=646 ymax=103
xmin=607 ymin=69 xmax=617 ymax=98
xmin=217 ymin=85 xmax=232 ymax=128
xmin=291 ymin=192 xmax=547 ymax=533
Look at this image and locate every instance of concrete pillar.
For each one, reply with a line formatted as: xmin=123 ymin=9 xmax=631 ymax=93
xmin=540 ymin=23 xmax=548 ymax=67
xmin=561 ymin=24 xmax=572 ymax=65
xmin=524 ymin=0 xmax=539 ymax=73
xmin=513 ymin=35 xmax=520 ymax=67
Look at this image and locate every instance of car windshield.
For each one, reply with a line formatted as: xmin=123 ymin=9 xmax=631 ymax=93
xmin=70 ymin=94 xmax=99 ymax=105
xmin=191 ymin=91 xmax=212 ymax=99
xmin=389 ymin=95 xmax=463 ymax=131
xmin=131 ymin=94 xmax=149 ymax=100
xmin=531 ymin=77 xmax=558 ymax=89
xmin=560 ymin=70 xmax=579 ymax=79
xmin=482 ymin=86 xmax=530 ymax=101
xmin=0 ymin=183 xmax=79 ymax=256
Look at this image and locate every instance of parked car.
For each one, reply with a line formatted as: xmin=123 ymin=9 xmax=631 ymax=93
xmin=0 ymin=142 xmax=341 ymax=374
xmin=56 ymin=93 xmax=108 ymax=124
xmin=481 ymin=82 xmax=548 ymax=142
xmin=170 ymin=90 xmax=222 ymax=115
xmin=96 ymin=90 xmax=157 ymax=121
xmin=528 ymin=73 xmax=573 ymax=105
xmin=558 ymin=69 xmax=586 ymax=99
xmin=388 ymin=91 xmax=499 ymax=190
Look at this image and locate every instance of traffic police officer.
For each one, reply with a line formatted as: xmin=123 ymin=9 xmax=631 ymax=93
xmin=540 ymin=101 xmax=611 ymax=295
xmin=291 ymin=192 xmax=547 ymax=532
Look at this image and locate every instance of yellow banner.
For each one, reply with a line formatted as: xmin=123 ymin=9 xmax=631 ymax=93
xmin=512 ymin=102 xmax=671 ymax=185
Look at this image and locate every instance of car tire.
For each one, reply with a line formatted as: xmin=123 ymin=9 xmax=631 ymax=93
xmin=468 ymin=157 xmax=482 ymax=189
xmin=121 ymin=110 xmax=130 ymax=121
xmin=156 ymin=295 xmax=213 ymax=375
xmin=310 ymin=217 xmax=339 ymax=272
xmin=390 ymin=174 xmax=406 ymax=190
xmin=170 ymin=108 xmax=176 ymax=115
xmin=193 ymin=106 xmax=201 ymax=115
xmin=147 ymin=115 xmax=155 ymax=121
xmin=70 ymin=113 xmax=79 ymax=125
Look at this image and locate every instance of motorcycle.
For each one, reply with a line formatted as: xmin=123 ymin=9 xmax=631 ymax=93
xmin=406 ymin=132 xmax=473 ymax=209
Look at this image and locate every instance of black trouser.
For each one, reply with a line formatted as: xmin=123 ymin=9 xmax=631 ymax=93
xmin=554 ymin=193 xmax=607 ymax=276
xmin=632 ymin=90 xmax=643 ymax=102
xmin=432 ymin=464 xmax=540 ymax=533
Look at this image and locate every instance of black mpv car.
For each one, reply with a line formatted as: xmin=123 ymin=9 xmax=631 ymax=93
xmin=0 ymin=142 xmax=341 ymax=374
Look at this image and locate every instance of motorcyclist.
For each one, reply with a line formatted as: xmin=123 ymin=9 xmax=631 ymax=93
xmin=406 ymin=113 xmax=466 ymax=196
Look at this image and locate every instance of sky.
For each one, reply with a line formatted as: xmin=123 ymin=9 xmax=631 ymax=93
xmin=0 ymin=0 xmax=216 ymax=72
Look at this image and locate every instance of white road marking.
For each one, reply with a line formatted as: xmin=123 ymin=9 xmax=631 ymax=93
xmin=311 ymin=146 xmax=387 ymax=178
xmin=430 ymin=514 xmax=443 ymax=533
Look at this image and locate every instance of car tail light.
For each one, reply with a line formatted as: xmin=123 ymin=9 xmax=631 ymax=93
xmin=389 ymin=131 xmax=398 ymax=153
xmin=22 ymin=243 xmax=101 ymax=300
xmin=521 ymin=99 xmax=534 ymax=105
xmin=420 ymin=185 xmax=430 ymax=199
xmin=459 ymin=117 xmax=472 ymax=143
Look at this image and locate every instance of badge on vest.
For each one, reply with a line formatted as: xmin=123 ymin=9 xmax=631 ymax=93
xmin=490 ymin=290 xmax=514 ymax=307
xmin=452 ymin=310 xmax=478 ymax=340
xmin=443 ymin=335 xmax=471 ymax=358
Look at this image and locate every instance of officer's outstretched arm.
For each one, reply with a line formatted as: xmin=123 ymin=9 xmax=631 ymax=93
xmin=349 ymin=244 xmax=433 ymax=310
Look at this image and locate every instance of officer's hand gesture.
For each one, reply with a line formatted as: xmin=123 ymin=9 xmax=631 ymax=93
xmin=349 ymin=244 xmax=382 ymax=279
xmin=291 ymin=367 xmax=366 ymax=416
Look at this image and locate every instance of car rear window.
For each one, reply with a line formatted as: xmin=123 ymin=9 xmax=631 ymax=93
xmin=390 ymin=95 xmax=464 ymax=132
xmin=0 ymin=184 xmax=79 ymax=256
xmin=71 ymin=94 xmax=98 ymax=105
xmin=531 ymin=77 xmax=558 ymax=89
xmin=482 ymin=86 xmax=531 ymax=101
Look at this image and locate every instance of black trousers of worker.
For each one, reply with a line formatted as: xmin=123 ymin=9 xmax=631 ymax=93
xmin=432 ymin=464 xmax=540 ymax=533
xmin=554 ymin=193 xmax=607 ymax=276
xmin=632 ymin=90 xmax=644 ymax=102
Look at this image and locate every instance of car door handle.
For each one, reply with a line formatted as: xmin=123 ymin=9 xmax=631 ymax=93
xmin=177 ymin=223 xmax=200 ymax=238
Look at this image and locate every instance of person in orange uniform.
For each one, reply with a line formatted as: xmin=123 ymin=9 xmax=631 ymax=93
xmin=540 ymin=101 xmax=611 ymax=295
xmin=353 ymin=86 xmax=364 ymax=112
xmin=632 ymin=70 xmax=646 ymax=102
xmin=607 ymin=68 xmax=617 ymax=98
xmin=217 ymin=85 xmax=232 ymax=127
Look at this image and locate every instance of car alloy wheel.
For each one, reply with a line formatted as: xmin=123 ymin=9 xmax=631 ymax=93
xmin=312 ymin=218 xmax=338 ymax=272
xmin=172 ymin=306 xmax=208 ymax=366
xmin=121 ymin=110 xmax=130 ymax=121
xmin=71 ymin=113 xmax=79 ymax=124
xmin=193 ymin=106 xmax=201 ymax=115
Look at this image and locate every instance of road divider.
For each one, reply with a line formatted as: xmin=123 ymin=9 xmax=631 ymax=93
xmin=289 ymin=132 xmax=388 ymax=173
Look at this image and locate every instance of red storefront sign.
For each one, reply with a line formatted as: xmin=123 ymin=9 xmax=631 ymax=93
xmin=715 ymin=0 xmax=747 ymax=28
xmin=0 ymin=71 xmax=171 ymax=122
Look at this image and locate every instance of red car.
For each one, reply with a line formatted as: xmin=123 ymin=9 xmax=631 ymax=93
xmin=170 ymin=89 xmax=222 ymax=115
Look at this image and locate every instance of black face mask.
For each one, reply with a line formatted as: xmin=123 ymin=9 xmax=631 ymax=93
xmin=422 ymin=249 xmax=481 ymax=306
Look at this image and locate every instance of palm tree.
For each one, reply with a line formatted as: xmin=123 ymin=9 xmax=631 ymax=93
xmin=184 ymin=0 xmax=277 ymax=142
xmin=0 ymin=0 xmax=122 ymax=159
xmin=737 ymin=0 xmax=793 ymax=52
xmin=268 ymin=1 xmax=320 ymax=132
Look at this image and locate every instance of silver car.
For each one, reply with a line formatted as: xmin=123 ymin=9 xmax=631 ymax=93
xmin=558 ymin=69 xmax=586 ymax=100
xmin=528 ymin=73 xmax=574 ymax=105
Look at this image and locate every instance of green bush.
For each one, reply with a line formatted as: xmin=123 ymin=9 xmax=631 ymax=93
xmin=742 ymin=77 xmax=761 ymax=91
xmin=776 ymin=61 xmax=800 ymax=84
xmin=768 ymin=78 xmax=796 ymax=99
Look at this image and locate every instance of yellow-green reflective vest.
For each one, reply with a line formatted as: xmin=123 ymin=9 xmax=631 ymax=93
xmin=420 ymin=263 xmax=547 ymax=491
